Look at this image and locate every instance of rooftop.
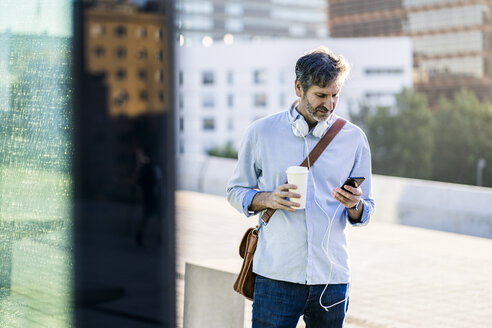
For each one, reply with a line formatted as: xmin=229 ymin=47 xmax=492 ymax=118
xmin=176 ymin=190 xmax=492 ymax=328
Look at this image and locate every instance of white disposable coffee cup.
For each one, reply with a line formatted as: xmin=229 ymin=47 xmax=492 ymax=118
xmin=286 ymin=166 xmax=309 ymax=210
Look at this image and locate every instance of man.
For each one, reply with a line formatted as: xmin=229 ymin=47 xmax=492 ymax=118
xmin=227 ymin=47 xmax=375 ymax=327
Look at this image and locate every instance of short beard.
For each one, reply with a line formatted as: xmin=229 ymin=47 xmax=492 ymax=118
xmin=304 ymin=96 xmax=331 ymax=122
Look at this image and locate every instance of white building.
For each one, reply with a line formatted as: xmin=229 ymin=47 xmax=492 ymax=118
xmin=176 ymin=38 xmax=413 ymax=155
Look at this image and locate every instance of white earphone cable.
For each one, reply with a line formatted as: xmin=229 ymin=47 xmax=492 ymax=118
xmin=299 ymin=129 xmax=350 ymax=312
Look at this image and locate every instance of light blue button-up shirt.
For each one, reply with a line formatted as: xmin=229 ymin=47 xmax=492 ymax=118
xmin=227 ymin=107 xmax=375 ymax=285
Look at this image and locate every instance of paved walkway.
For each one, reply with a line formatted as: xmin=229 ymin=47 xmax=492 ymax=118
xmin=176 ymin=191 xmax=492 ymax=328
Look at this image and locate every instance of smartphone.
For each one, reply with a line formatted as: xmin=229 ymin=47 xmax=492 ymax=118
xmin=341 ymin=177 xmax=365 ymax=192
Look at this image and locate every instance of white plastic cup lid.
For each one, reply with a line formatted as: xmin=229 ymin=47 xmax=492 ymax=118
xmin=286 ymin=166 xmax=308 ymax=174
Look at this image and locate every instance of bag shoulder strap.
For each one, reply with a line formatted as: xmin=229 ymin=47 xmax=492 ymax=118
xmin=260 ymin=118 xmax=347 ymax=223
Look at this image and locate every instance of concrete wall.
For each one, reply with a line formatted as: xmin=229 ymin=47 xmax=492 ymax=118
xmin=183 ymin=260 xmax=245 ymax=328
xmin=177 ymin=155 xmax=492 ymax=239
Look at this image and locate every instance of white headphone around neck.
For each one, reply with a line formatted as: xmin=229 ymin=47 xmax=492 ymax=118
xmin=291 ymin=115 xmax=328 ymax=139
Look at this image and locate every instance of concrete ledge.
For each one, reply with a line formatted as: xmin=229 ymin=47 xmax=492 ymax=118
xmin=177 ymin=155 xmax=492 ymax=238
xmin=177 ymin=155 xmax=237 ymax=197
xmin=183 ymin=259 xmax=245 ymax=328
xmin=373 ymin=175 xmax=492 ymax=238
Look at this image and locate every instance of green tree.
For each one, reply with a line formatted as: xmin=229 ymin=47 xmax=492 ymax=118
xmin=207 ymin=141 xmax=238 ymax=159
xmin=432 ymin=89 xmax=492 ymax=186
xmin=351 ymin=88 xmax=435 ymax=179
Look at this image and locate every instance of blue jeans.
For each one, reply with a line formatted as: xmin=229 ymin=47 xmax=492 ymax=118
xmin=252 ymin=275 xmax=349 ymax=328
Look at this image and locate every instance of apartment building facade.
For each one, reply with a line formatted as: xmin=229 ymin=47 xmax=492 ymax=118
xmin=176 ymin=0 xmax=329 ymax=45
xmin=328 ymin=0 xmax=492 ymax=103
xmin=84 ymin=0 xmax=169 ymax=116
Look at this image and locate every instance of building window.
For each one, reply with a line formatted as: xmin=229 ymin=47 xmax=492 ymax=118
xmin=91 ymin=24 xmax=105 ymax=37
xmin=289 ymin=25 xmax=307 ymax=37
xmin=136 ymin=26 xmax=147 ymax=39
xmin=155 ymin=49 xmax=163 ymax=62
xmin=155 ymin=70 xmax=164 ymax=83
xmin=114 ymin=25 xmax=127 ymax=38
xmin=115 ymin=47 xmax=127 ymax=59
xmin=225 ymin=19 xmax=244 ymax=32
xmin=202 ymin=94 xmax=215 ymax=108
xmin=115 ymin=69 xmax=126 ymax=80
xmin=254 ymin=69 xmax=268 ymax=84
xmin=225 ymin=3 xmax=243 ymax=15
xmin=114 ymin=90 xmax=129 ymax=107
xmin=138 ymin=69 xmax=148 ymax=81
xmin=179 ymin=70 xmax=183 ymax=86
xmin=254 ymin=93 xmax=267 ymax=107
xmin=159 ymin=90 xmax=165 ymax=103
xmin=227 ymin=70 xmax=234 ymax=84
xmin=137 ymin=48 xmax=148 ymax=60
xmin=227 ymin=94 xmax=234 ymax=108
xmin=139 ymin=90 xmax=149 ymax=101
xmin=202 ymin=71 xmax=214 ymax=85
xmin=179 ymin=117 xmax=184 ymax=132
xmin=93 ymin=46 xmax=105 ymax=57
xmin=228 ymin=117 xmax=234 ymax=131
xmin=179 ymin=140 xmax=184 ymax=154
xmin=179 ymin=93 xmax=184 ymax=109
xmin=364 ymin=92 xmax=395 ymax=99
xmin=203 ymin=118 xmax=215 ymax=130
xmin=155 ymin=28 xmax=163 ymax=41
xmin=364 ymin=68 xmax=403 ymax=75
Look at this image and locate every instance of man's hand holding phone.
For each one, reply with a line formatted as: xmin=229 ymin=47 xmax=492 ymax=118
xmin=331 ymin=185 xmax=362 ymax=209
xmin=331 ymin=177 xmax=365 ymax=221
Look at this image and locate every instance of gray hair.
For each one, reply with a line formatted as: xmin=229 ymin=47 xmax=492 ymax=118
xmin=295 ymin=46 xmax=350 ymax=92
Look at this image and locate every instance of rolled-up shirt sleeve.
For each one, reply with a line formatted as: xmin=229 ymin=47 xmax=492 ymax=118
xmin=227 ymin=125 xmax=261 ymax=217
xmin=242 ymin=189 xmax=259 ymax=216
xmin=346 ymin=131 xmax=375 ymax=226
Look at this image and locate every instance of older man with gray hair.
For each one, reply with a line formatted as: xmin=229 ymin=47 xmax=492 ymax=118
xmin=227 ymin=46 xmax=375 ymax=328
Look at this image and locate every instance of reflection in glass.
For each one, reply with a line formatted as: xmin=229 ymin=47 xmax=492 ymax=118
xmin=74 ymin=0 xmax=175 ymax=326
xmin=0 ymin=1 xmax=73 ymax=327
xmin=84 ymin=4 xmax=168 ymax=117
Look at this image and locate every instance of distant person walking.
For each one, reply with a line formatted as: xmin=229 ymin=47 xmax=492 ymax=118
xmin=227 ymin=47 xmax=375 ymax=327
xmin=135 ymin=148 xmax=163 ymax=246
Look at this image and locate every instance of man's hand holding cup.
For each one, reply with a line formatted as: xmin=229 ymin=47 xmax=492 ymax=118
xmin=266 ymin=183 xmax=301 ymax=212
